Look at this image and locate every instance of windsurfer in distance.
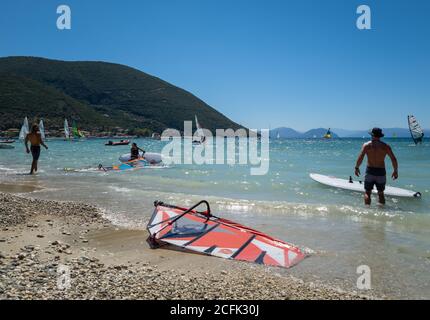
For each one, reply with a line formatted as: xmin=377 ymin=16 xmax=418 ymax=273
xmin=354 ymin=128 xmax=398 ymax=205
xmin=25 ymin=124 xmax=48 ymax=174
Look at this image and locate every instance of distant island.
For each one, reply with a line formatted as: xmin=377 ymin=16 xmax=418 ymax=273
xmin=270 ymin=127 xmax=430 ymax=139
xmin=0 ymin=56 xmax=243 ymax=137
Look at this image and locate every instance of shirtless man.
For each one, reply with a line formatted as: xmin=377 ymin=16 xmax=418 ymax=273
xmin=25 ymin=124 xmax=48 ymax=174
xmin=355 ymin=128 xmax=398 ymax=205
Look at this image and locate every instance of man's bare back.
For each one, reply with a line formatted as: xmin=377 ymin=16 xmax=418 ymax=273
xmin=26 ymin=132 xmax=42 ymax=146
xmin=362 ymin=140 xmax=391 ymax=168
xmin=354 ymin=128 xmax=398 ymax=205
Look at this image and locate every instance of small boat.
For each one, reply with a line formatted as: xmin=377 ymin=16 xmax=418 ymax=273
xmin=323 ymin=128 xmax=332 ymax=139
xmin=0 ymin=143 xmax=14 ymax=149
xmin=105 ymin=139 xmax=130 ymax=146
xmin=0 ymin=139 xmax=15 ymax=144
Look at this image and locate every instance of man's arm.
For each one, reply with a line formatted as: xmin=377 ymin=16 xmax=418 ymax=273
xmin=387 ymin=145 xmax=398 ymax=180
xmin=39 ymin=134 xmax=48 ymax=149
xmin=354 ymin=144 xmax=367 ymax=177
xmin=24 ymin=135 xmax=30 ymax=153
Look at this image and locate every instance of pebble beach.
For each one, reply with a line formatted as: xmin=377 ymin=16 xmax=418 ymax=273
xmin=0 ymin=191 xmax=373 ymax=300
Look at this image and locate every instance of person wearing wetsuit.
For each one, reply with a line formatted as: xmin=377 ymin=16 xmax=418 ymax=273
xmin=25 ymin=124 xmax=48 ymax=174
xmin=354 ymin=128 xmax=398 ymax=205
xmin=130 ymin=143 xmax=145 ymax=160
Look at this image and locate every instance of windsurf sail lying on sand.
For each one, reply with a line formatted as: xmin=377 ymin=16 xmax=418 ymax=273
xmin=408 ymin=115 xmax=424 ymax=144
xmin=19 ymin=117 xmax=29 ymax=140
xmin=147 ymin=201 xmax=307 ymax=268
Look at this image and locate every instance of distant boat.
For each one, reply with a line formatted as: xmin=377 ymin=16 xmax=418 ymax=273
xmin=19 ymin=117 xmax=29 ymax=140
xmin=105 ymin=140 xmax=130 ymax=146
xmin=192 ymin=115 xmax=206 ymax=145
xmin=408 ymin=115 xmax=424 ymax=144
xmin=323 ymin=128 xmax=332 ymax=139
xmin=276 ymin=131 xmax=281 ymax=139
xmin=39 ymin=119 xmax=45 ymax=140
xmin=151 ymin=132 xmax=161 ymax=140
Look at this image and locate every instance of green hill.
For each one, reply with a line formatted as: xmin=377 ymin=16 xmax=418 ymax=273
xmin=0 ymin=56 xmax=243 ymax=134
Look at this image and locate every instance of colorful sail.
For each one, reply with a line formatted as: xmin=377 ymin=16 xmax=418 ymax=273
xmin=19 ymin=117 xmax=29 ymax=140
xmin=408 ymin=115 xmax=424 ymax=144
xmin=39 ymin=120 xmax=45 ymax=140
xmin=72 ymin=121 xmax=85 ymax=139
xmin=147 ymin=201 xmax=307 ymax=269
xmin=98 ymin=159 xmax=149 ymax=172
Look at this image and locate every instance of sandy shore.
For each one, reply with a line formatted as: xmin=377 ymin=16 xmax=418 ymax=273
xmin=0 ymin=191 xmax=373 ymax=300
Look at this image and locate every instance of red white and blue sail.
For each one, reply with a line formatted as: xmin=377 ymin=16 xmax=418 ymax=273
xmin=147 ymin=201 xmax=307 ymax=268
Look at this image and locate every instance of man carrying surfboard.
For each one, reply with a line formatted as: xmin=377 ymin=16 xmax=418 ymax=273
xmin=354 ymin=128 xmax=398 ymax=205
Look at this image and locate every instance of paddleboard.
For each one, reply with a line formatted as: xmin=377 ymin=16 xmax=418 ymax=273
xmin=310 ymin=173 xmax=421 ymax=198
xmin=119 ymin=152 xmax=163 ymax=164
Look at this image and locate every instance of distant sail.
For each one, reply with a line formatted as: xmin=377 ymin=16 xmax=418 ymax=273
xmin=19 ymin=117 xmax=29 ymax=140
xmin=194 ymin=115 xmax=205 ymax=143
xmin=276 ymin=131 xmax=280 ymax=139
xmin=72 ymin=121 xmax=85 ymax=139
xmin=64 ymin=119 xmax=70 ymax=139
xmin=408 ymin=115 xmax=424 ymax=144
xmin=39 ymin=120 xmax=45 ymax=140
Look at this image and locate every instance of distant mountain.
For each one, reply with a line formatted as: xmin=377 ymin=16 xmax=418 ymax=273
xmin=0 ymin=56 xmax=243 ymax=133
xmin=302 ymin=128 xmax=338 ymax=138
xmin=269 ymin=127 xmax=301 ymax=138
xmin=333 ymin=128 xmax=430 ymax=138
xmin=270 ymin=127 xmax=338 ymax=139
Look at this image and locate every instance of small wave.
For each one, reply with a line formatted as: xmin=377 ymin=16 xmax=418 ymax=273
xmin=108 ymin=186 xmax=134 ymax=193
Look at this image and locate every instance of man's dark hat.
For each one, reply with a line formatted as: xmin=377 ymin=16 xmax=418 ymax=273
xmin=369 ymin=127 xmax=384 ymax=138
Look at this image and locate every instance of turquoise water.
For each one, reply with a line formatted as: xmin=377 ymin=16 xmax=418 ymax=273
xmin=1 ymin=138 xmax=429 ymax=298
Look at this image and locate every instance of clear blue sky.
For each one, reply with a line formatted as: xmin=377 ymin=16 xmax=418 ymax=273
xmin=1 ymin=0 xmax=429 ymax=131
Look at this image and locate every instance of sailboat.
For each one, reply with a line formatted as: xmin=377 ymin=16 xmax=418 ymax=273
xmin=276 ymin=131 xmax=281 ymax=139
xmin=39 ymin=119 xmax=45 ymax=140
xmin=192 ymin=115 xmax=206 ymax=145
xmin=19 ymin=117 xmax=29 ymax=140
xmin=323 ymin=128 xmax=332 ymax=139
xmin=64 ymin=119 xmax=70 ymax=140
xmin=408 ymin=115 xmax=424 ymax=144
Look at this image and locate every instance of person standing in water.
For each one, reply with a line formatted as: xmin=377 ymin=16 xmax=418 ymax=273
xmin=130 ymin=143 xmax=145 ymax=160
xmin=25 ymin=124 xmax=48 ymax=174
xmin=354 ymin=128 xmax=398 ymax=205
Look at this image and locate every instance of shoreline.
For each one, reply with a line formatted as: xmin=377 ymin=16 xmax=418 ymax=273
xmin=0 ymin=191 xmax=374 ymax=300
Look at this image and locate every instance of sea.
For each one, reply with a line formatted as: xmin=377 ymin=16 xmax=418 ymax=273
xmin=1 ymin=137 xmax=429 ymax=299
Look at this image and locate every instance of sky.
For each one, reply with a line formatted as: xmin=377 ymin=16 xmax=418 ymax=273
xmin=0 ymin=0 xmax=429 ymax=131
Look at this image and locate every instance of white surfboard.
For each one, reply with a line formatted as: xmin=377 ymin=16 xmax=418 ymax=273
xmin=119 ymin=152 xmax=163 ymax=164
xmin=310 ymin=173 xmax=421 ymax=198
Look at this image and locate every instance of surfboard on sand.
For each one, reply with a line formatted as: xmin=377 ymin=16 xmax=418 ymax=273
xmin=310 ymin=173 xmax=421 ymax=198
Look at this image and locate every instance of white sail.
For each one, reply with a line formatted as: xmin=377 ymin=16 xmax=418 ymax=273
xmin=408 ymin=115 xmax=424 ymax=144
xmin=39 ymin=120 xmax=45 ymax=140
xmin=19 ymin=117 xmax=29 ymax=140
xmin=64 ymin=119 xmax=70 ymax=139
xmin=194 ymin=115 xmax=205 ymax=143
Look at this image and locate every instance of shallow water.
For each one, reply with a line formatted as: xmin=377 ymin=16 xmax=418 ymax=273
xmin=1 ymin=137 xmax=429 ymax=298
